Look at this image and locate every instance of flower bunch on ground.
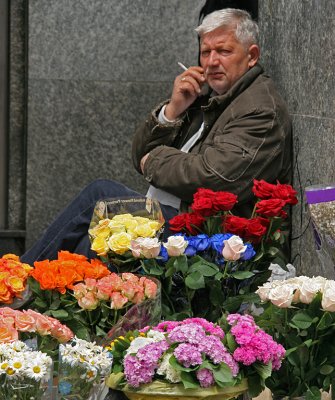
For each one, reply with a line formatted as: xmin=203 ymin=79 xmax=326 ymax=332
xmin=255 ymin=276 xmax=335 ymax=399
xmin=0 ymin=254 xmax=33 ymax=304
xmin=89 ymin=213 xmax=163 ymax=260
xmin=27 ymin=252 xmax=159 ymax=340
xmin=58 ymin=337 xmax=112 ymax=399
xmin=0 ymin=340 xmax=53 ymax=400
xmin=0 ymin=307 xmax=73 ymax=344
xmin=29 ymin=250 xmax=110 ymax=294
xmin=106 ymin=315 xmax=284 ymax=397
xmin=146 ymin=180 xmax=298 ymax=319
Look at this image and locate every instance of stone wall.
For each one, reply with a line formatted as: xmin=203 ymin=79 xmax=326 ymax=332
xmin=259 ymin=0 xmax=335 ymax=277
xmin=26 ymin=0 xmax=203 ymax=248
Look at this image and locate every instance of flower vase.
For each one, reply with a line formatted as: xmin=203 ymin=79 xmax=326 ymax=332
xmin=0 ymin=361 xmax=53 ymax=400
xmin=57 ymin=339 xmax=112 ymax=400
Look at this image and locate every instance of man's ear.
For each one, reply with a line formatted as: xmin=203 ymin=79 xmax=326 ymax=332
xmin=248 ymin=44 xmax=260 ymax=68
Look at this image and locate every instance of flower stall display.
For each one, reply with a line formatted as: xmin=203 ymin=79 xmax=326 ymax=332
xmin=89 ymin=197 xmax=164 ymax=271
xmin=106 ymin=316 xmax=285 ymax=399
xmin=0 ymin=340 xmax=53 ymax=400
xmin=0 ymin=253 xmax=33 ymax=307
xmin=27 ymin=251 xmax=160 ymax=341
xmin=58 ymin=337 xmax=112 ymax=400
xmin=135 ymin=180 xmax=298 ymax=320
xmin=255 ymin=276 xmax=335 ymax=399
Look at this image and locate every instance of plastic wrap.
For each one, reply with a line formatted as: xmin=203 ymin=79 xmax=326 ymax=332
xmin=103 ymin=277 xmax=161 ymax=344
xmin=305 ymin=184 xmax=335 ymax=274
xmin=89 ymin=197 xmax=164 ymax=272
xmin=113 ymin=379 xmax=248 ymax=400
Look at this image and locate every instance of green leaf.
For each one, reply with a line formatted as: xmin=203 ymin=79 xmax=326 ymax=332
xmin=142 ymin=260 xmax=164 ymax=276
xmin=209 ymin=281 xmax=225 ymax=306
xmin=33 ymin=297 xmax=48 ymax=309
xmin=180 ymin=371 xmax=199 ymax=389
xmin=267 ymin=246 xmax=280 ymax=257
xmin=320 ymin=365 xmax=334 ymax=375
xmin=317 ymin=311 xmax=334 ymax=330
xmin=185 ymin=271 xmax=205 ymax=290
xmin=290 ymin=312 xmax=314 ymax=329
xmin=212 ymin=363 xmax=234 ymax=385
xmin=174 ymin=256 xmax=188 ymax=274
xmin=225 ymin=332 xmax=237 ymax=352
xmin=253 ymin=362 xmax=273 ymax=380
xmin=247 ymin=374 xmax=264 ymax=398
xmin=188 ymin=261 xmax=219 ymax=276
xmin=50 ymin=309 xmax=69 ymax=319
xmin=230 ymin=271 xmax=255 ymax=280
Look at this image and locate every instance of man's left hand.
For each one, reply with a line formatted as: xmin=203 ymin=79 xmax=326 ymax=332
xmin=140 ymin=153 xmax=149 ymax=173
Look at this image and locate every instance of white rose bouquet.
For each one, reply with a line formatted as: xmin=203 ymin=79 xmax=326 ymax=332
xmin=255 ymin=275 xmax=335 ymax=400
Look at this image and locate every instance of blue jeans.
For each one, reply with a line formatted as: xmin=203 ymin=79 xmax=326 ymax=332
xmin=21 ymin=179 xmax=178 ymax=264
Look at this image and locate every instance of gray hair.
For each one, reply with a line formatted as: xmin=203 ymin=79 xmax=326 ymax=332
xmin=195 ymin=8 xmax=259 ymax=47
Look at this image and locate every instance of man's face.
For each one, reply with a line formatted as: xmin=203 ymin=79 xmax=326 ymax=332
xmin=200 ymin=27 xmax=253 ymax=95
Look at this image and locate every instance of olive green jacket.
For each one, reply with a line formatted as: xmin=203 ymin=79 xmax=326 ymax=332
xmin=132 ymin=64 xmax=292 ymax=217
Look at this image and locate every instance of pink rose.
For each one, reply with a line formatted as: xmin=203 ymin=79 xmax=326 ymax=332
xmin=78 ymin=292 xmax=99 ymax=310
xmin=121 ymin=273 xmax=140 ymax=284
xmin=132 ymin=287 xmax=145 ymax=304
xmin=27 ymin=310 xmax=52 ymax=336
xmin=96 ymin=278 xmax=112 ymax=300
xmin=73 ymin=282 xmax=88 ymax=299
xmin=15 ymin=310 xmax=36 ymax=332
xmin=84 ymin=278 xmax=97 ymax=290
xmin=121 ymin=282 xmax=137 ymax=301
xmin=222 ymin=235 xmax=247 ymax=261
xmin=108 ymin=273 xmax=124 ymax=291
xmin=110 ymin=292 xmax=129 ymax=310
xmin=0 ymin=324 xmax=18 ymax=342
xmin=48 ymin=316 xmax=74 ymax=343
xmin=140 ymin=277 xmax=157 ymax=299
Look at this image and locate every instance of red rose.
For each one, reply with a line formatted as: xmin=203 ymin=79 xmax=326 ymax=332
xmin=252 ymin=179 xmax=277 ymax=199
xmin=223 ymin=215 xmax=249 ymax=237
xmin=169 ymin=212 xmax=205 ymax=235
xmin=191 ymin=188 xmax=217 ymax=216
xmin=255 ymin=199 xmax=286 ymax=217
xmin=212 ymin=192 xmax=238 ymax=212
xmin=245 ymin=217 xmax=269 ymax=243
xmin=272 ymin=183 xmax=298 ymax=205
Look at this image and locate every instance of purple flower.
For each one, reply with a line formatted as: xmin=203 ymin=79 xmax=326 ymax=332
xmin=196 ymin=368 xmax=215 ymax=388
xmin=185 ymin=234 xmax=211 ymax=256
xmin=137 ymin=340 xmax=169 ymax=367
xmin=210 ymin=233 xmax=233 ymax=253
xmin=174 ymin=343 xmax=203 ymax=367
xmin=168 ymin=323 xmax=206 ymax=344
xmin=124 ymin=355 xmax=155 ymax=387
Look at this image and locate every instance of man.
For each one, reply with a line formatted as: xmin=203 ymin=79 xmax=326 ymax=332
xmin=22 ymin=8 xmax=291 ymax=264
xmin=133 ymin=8 xmax=291 ymax=217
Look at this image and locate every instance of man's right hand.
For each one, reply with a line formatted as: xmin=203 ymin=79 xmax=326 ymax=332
xmin=165 ymin=66 xmax=206 ymax=121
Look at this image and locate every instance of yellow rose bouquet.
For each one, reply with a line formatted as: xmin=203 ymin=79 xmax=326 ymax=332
xmin=89 ymin=197 xmax=164 ymax=272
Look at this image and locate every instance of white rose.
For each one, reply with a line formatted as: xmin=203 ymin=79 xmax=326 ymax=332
xmin=268 ymin=284 xmax=295 ymax=308
xmin=299 ymin=277 xmax=323 ymax=304
xmin=222 ymin=235 xmax=246 ymax=261
xmin=130 ymin=237 xmax=161 ymax=259
xmin=321 ymin=280 xmax=335 ymax=312
xmin=256 ymin=282 xmax=275 ymax=301
xmin=163 ymin=236 xmax=188 ymax=257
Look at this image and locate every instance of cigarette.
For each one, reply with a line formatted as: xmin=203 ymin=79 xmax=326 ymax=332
xmin=177 ymin=62 xmax=188 ymax=71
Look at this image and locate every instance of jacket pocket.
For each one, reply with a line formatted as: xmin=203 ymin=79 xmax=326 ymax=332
xmin=205 ymin=138 xmax=257 ymax=182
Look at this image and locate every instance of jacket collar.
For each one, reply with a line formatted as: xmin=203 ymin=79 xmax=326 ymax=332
xmin=204 ymin=63 xmax=264 ymax=111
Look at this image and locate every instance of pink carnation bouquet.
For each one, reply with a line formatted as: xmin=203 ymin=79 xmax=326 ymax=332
xmin=106 ymin=315 xmax=284 ymax=398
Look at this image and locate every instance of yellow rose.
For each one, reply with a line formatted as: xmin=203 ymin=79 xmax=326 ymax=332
xmin=91 ymin=236 xmax=109 ymax=256
xmin=123 ymin=218 xmax=138 ymax=232
xmin=134 ymin=223 xmax=156 ymax=238
xmin=133 ymin=216 xmax=150 ymax=224
xmin=89 ymin=219 xmax=111 ymax=238
xmin=148 ymin=220 xmax=163 ymax=232
xmin=108 ymin=232 xmax=132 ymax=255
xmin=112 ymin=214 xmax=133 ymax=221
xmin=108 ymin=219 xmax=126 ymax=234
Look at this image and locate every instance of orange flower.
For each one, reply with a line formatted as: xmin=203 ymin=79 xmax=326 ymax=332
xmin=29 ymin=251 xmax=111 ymax=294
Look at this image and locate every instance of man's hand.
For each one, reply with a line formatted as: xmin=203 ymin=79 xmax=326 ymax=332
xmin=140 ymin=153 xmax=149 ymax=174
xmin=165 ymin=66 xmax=206 ymax=121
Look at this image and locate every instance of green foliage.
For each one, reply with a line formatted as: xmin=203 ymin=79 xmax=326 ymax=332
xmin=255 ymin=296 xmax=335 ymax=398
